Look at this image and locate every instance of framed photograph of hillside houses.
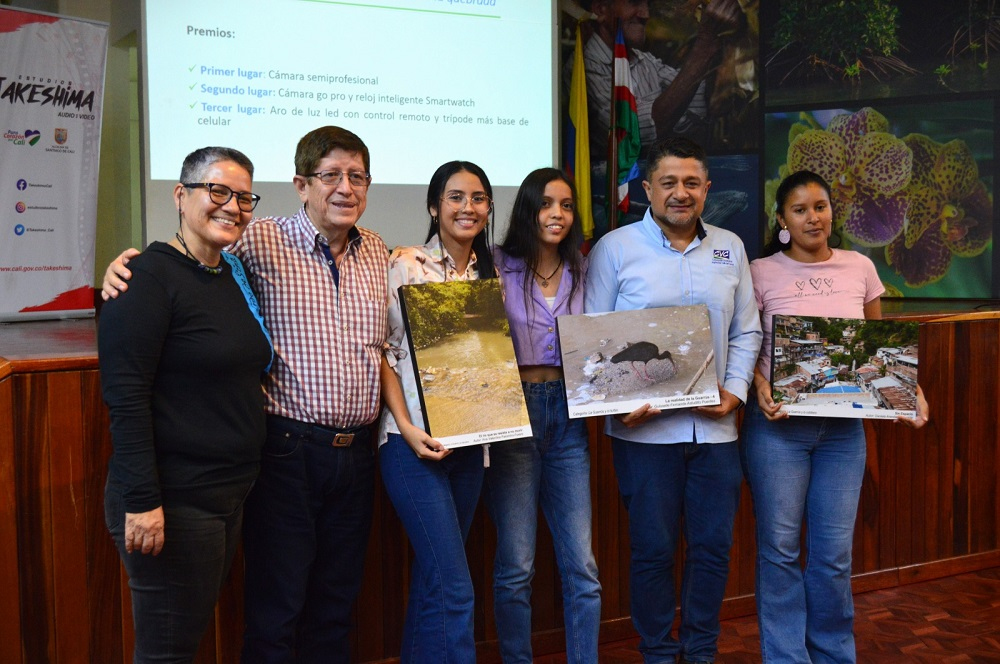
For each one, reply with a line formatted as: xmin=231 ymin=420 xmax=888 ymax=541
xmin=770 ymin=314 xmax=919 ymax=420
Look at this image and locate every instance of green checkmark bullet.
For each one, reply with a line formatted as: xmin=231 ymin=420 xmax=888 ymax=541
xmin=189 ymin=82 xmax=197 ymax=90
xmin=189 ymin=102 xmax=197 ymax=109
xmin=188 ymin=64 xmax=196 ymax=72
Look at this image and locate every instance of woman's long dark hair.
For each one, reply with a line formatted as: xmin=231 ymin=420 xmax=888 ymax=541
xmin=499 ymin=167 xmax=585 ymax=307
xmin=425 ymin=160 xmax=495 ymax=277
xmin=763 ymin=169 xmax=840 ymax=257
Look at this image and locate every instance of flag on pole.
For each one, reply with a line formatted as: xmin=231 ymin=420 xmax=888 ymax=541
xmin=566 ymin=23 xmax=594 ymax=242
xmin=612 ymin=26 xmax=641 ymax=215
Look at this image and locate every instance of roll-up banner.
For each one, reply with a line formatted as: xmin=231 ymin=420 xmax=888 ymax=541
xmin=0 ymin=7 xmax=108 ymax=321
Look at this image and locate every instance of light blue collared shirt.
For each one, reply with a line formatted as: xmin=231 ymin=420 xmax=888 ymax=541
xmin=584 ymin=210 xmax=762 ymax=444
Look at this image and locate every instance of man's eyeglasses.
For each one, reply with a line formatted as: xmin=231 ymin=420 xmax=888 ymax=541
xmin=305 ymin=170 xmax=372 ymax=188
xmin=441 ymin=193 xmax=492 ymax=209
xmin=183 ymin=183 xmax=261 ymax=212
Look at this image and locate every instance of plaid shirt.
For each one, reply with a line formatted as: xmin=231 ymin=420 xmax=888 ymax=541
xmin=233 ymin=207 xmax=389 ymax=429
xmin=580 ymin=35 xmax=707 ymax=160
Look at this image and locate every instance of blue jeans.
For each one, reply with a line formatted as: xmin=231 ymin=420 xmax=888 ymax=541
xmin=241 ymin=418 xmax=375 ymax=664
xmin=611 ymin=438 xmax=742 ymax=664
xmin=483 ymin=380 xmax=602 ymax=664
xmin=741 ymin=401 xmax=865 ymax=664
xmin=379 ymin=434 xmax=484 ymax=664
xmin=105 ymin=478 xmax=251 ymax=663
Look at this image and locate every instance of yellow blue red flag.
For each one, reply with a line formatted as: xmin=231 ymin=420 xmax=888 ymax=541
xmin=566 ymin=22 xmax=594 ymax=242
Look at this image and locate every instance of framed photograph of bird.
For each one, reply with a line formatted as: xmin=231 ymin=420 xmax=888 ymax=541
xmin=557 ymin=304 xmax=720 ymax=418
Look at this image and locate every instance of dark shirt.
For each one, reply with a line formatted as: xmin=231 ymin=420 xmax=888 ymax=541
xmin=99 ymin=242 xmax=270 ymax=512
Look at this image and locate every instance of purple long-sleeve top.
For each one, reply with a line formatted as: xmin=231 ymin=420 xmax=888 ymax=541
xmin=495 ymin=248 xmax=586 ymax=368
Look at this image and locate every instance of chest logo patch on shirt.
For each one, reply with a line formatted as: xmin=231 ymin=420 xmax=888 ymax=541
xmin=712 ymin=249 xmax=733 ymax=266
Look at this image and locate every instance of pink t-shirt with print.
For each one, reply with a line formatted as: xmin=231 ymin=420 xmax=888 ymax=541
xmin=750 ymin=249 xmax=885 ymax=379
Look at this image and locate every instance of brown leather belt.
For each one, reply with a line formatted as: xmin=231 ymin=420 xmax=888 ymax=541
xmin=266 ymin=415 xmax=370 ymax=448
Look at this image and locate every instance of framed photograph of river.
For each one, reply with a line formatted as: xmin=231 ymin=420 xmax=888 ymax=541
xmin=557 ymin=304 xmax=720 ymax=418
xmin=398 ymin=279 xmax=531 ymax=448
xmin=770 ymin=314 xmax=919 ymax=420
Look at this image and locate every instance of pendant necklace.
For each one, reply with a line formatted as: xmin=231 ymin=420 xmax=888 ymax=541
xmin=175 ymin=232 xmax=224 ymax=275
xmin=531 ymin=258 xmax=562 ymax=287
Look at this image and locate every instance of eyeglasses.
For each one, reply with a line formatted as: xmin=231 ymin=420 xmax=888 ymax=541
xmin=441 ymin=193 xmax=492 ymax=209
xmin=183 ymin=182 xmax=261 ymax=212
xmin=305 ymin=170 xmax=372 ymax=188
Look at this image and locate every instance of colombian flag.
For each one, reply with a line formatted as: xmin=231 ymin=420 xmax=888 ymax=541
xmin=613 ymin=26 xmax=641 ymax=214
xmin=566 ymin=22 xmax=594 ymax=243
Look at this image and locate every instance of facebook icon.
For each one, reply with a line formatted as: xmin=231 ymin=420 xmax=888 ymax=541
xmin=16 ymin=179 xmax=27 ymax=191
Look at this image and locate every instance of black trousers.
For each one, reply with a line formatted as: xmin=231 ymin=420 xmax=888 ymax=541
xmin=105 ymin=478 xmax=252 ymax=663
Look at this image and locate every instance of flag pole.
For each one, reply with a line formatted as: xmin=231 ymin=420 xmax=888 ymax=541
xmin=607 ymin=17 xmax=620 ymax=232
xmin=567 ymin=20 xmax=594 ymax=247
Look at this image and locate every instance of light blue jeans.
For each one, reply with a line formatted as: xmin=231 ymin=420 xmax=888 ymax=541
xmin=741 ymin=400 xmax=866 ymax=664
xmin=380 ymin=434 xmax=484 ymax=664
xmin=484 ymin=380 xmax=602 ymax=663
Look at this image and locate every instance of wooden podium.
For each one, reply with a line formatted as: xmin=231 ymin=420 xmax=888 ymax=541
xmin=1 ymin=314 xmax=998 ymax=663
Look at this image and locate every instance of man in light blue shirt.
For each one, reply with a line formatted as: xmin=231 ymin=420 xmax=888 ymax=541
xmin=585 ymin=136 xmax=761 ymax=664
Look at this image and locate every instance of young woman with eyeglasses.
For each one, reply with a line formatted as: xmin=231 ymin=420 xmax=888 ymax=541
xmin=378 ymin=160 xmax=496 ymax=663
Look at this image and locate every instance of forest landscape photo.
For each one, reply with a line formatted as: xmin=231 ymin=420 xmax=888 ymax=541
xmin=398 ymin=279 xmax=530 ymax=447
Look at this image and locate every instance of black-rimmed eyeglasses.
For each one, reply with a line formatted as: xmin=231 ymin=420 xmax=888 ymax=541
xmin=183 ymin=182 xmax=261 ymax=212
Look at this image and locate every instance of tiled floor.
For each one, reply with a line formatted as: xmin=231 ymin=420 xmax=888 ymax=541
xmin=535 ymin=568 xmax=1000 ymax=663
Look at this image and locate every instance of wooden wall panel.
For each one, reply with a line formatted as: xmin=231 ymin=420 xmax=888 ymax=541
xmin=15 ymin=373 xmax=58 ymax=662
xmin=1 ymin=316 xmax=998 ymax=663
xmin=966 ymin=322 xmax=998 ymax=553
xmin=81 ymin=371 xmax=123 ymax=664
xmin=953 ymin=322 xmax=973 ymax=558
xmin=48 ymin=372 xmax=92 ymax=663
xmin=0 ymin=366 xmax=24 ymax=664
xmin=932 ymin=322 xmax=958 ymax=562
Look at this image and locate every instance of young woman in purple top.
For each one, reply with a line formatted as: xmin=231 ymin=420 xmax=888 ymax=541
xmin=486 ymin=168 xmax=601 ymax=663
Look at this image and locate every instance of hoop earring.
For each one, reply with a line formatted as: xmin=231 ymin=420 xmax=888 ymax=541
xmin=830 ymin=229 xmax=843 ymax=249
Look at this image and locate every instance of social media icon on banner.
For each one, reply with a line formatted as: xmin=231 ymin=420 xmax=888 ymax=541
xmin=16 ymin=179 xmax=27 ymax=190
xmin=15 ymin=224 xmax=26 ymax=236
xmin=15 ymin=202 xmax=26 ymax=213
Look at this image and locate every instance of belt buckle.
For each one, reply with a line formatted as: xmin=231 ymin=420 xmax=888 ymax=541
xmin=332 ymin=432 xmax=354 ymax=447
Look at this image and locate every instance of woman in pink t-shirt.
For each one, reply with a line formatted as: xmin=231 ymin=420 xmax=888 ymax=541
xmin=742 ymin=170 xmax=928 ymax=663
